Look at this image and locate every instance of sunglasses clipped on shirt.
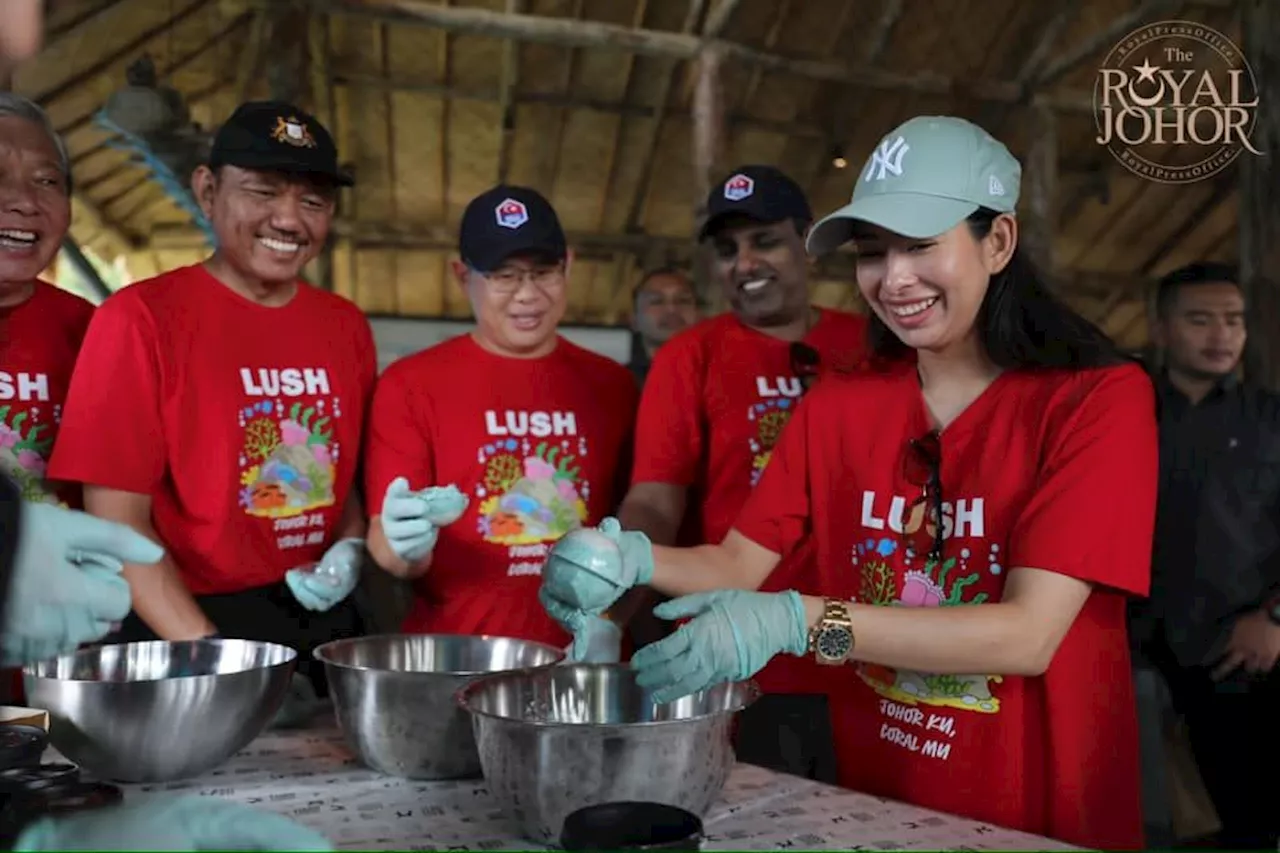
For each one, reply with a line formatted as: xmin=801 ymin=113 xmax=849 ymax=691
xmin=789 ymin=342 xmax=820 ymax=394
xmin=903 ymin=429 xmax=945 ymax=566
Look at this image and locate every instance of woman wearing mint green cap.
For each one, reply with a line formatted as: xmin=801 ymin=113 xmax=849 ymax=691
xmin=538 ymin=115 xmax=1155 ymax=850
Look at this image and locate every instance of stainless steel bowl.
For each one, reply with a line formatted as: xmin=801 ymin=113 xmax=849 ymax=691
xmin=24 ymin=639 xmax=297 ymax=783
xmin=457 ymin=663 xmax=759 ymax=845
xmin=313 ymin=633 xmax=564 ymax=780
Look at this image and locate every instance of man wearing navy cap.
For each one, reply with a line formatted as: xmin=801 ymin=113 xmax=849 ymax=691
xmin=578 ymin=164 xmax=869 ymax=780
xmin=363 ymin=185 xmax=637 ymax=657
xmin=49 ymin=101 xmax=377 ymax=725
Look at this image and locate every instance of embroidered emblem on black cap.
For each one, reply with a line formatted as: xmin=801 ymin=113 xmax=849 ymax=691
xmin=271 ymin=116 xmax=316 ymax=149
xmin=723 ymin=173 xmax=754 ymax=201
xmin=494 ymin=198 xmax=529 ymax=230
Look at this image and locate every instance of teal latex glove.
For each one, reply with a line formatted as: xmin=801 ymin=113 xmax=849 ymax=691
xmin=14 ymin=794 xmax=333 ymax=851
xmin=285 ymin=537 xmax=363 ymax=612
xmin=541 ymin=518 xmax=653 ymax=622
xmin=379 ymin=477 xmax=468 ymax=563
xmin=630 ymin=589 xmax=809 ymax=704
xmin=2 ymin=501 xmax=164 ymax=666
xmin=565 ymin=615 xmax=623 ymax=663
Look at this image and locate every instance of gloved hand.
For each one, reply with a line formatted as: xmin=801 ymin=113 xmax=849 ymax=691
xmin=285 ymin=538 xmax=364 ymax=612
xmin=379 ymin=477 xmax=468 ymax=564
xmin=630 ymin=590 xmax=808 ymax=704
xmin=564 ymin=615 xmax=623 ymax=663
xmin=14 ymin=794 xmax=333 ymax=851
xmin=2 ymin=502 xmax=164 ymax=666
xmin=541 ymin=518 xmax=653 ymax=622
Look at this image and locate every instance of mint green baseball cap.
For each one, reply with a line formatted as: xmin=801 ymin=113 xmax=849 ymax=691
xmin=806 ymin=115 xmax=1022 ymax=255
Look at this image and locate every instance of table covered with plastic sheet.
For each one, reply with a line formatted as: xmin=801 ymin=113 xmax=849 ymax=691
xmin=97 ymin=725 xmax=1079 ymax=851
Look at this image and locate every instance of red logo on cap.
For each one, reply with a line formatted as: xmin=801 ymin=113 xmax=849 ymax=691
xmin=723 ymin=173 xmax=754 ymax=202
xmin=495 ymin=198 xmax=529 ymax=230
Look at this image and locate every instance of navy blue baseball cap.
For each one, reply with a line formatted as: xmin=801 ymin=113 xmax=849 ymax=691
xmin=698 ymin=165 xmax=812 ymax=240
xmin=459 ymin=185 xmax=568 ymax=273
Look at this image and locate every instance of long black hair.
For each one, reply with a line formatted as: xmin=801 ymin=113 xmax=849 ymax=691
xmin=866 ymin=207 xmax=1132 ymax=370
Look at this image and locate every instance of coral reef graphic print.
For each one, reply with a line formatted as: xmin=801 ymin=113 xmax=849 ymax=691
xmin=852 ymin=536 xmax=1005 ymax=714
xmin=748 ymin=398 xmax=795 ymax=487
xmin=238 ymin=399 xmax=339 ymax=518
xmin=476 ymin=438 xmax=589 ymax=545
xmin=0 ymin=403 xmax=59 ymax=504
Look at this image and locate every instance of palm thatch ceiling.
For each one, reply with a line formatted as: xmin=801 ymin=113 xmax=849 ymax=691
xmin=7 ymin=0 xmax=1257 ymax=349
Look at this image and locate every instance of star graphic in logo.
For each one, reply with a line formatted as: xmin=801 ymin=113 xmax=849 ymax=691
xmin=1133 ymin=58 xmax=1159 ymax=83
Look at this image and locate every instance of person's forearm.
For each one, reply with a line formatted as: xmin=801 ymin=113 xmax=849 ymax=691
xmin=649 ymin=543 xmax=761 ymax=597
xmin=337 ymin=494 xmax=366 ymax=540
xmin=797 ymin=595 xmax=1046 ymax=676
xmin=124 ymin=537 xmax=216 ymax=641
xmin=617 ymin=500 xmax=681 ymax=547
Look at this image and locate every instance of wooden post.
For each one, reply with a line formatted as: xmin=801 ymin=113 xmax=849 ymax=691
xmin=1241 ymin=0 xmax=1280 ymax=389
xmin=1022 ymin=104 xmax=1058 ymax=283
xmin=691 ymin=45 xmax=725 ymax=314
xmin=308 ymin=12 xmax=337 ymax=291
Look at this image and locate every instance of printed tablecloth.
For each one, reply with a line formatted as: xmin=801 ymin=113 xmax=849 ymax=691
xmin=104 ymin=726 xmax=1077 ymax=850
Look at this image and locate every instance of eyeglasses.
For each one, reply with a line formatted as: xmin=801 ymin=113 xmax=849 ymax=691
xmin=789 ymin=342 xmax=820 ymax=394
xmin=903 ymin=429 xmax=944 ymax=566
xmin=482 ymin=264 xmax=565 ymax=295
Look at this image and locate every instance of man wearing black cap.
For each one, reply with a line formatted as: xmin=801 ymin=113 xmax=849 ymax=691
xmin=362 ymin=185 xmax=637 ymax=654
xmin=48 ymin=101 xmax=376 ymax=722
xmin=609 ymin=165 xmax=868 ymax=780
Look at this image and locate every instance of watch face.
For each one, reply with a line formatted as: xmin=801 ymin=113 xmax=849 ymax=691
xmin=817 ymin=626 xmax=853 ymax=660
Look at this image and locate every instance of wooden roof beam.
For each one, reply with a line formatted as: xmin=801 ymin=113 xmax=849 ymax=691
xmin=1035 ymin=0 xmax=1187 ymax=90
xmin=335 ymin=67 xmax=823 ymax=138
xmin=32 ymin=0 xmax=211 ymax=108
xmin=322 ymin=0 xmax=1101 ymax=113
xmin=495 ymin=0 xmax=522 ymax=184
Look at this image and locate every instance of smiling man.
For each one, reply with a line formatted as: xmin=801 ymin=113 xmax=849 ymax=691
xmin=0 ymin=94 xmax=94 ymax=508
xmin=608 ymin=164 xmax=868 ymax=781
xmin=363 ymin=185 xmax=637 ymax=651
xmin=48 ymin=102 xmax=377 ymax=717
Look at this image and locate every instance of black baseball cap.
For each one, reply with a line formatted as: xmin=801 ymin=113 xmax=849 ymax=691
xmin=459 ymin=185 xmax=567 ymax=273
xmin=698 ymin=164 xmax=812 ymax=240
xmin=209 ymin=100 xmax=353 ymax=187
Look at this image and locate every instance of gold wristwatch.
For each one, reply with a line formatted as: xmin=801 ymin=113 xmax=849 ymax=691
xmin=808 ymin=598 xmax=855 ymax=665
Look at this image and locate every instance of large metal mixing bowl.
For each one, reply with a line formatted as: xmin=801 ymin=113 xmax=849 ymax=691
xmin=457 ymin=663 xmax=759 ymax=845
xmin=313 ymin=633 xmax=564 ymax=780
xmin=24 ymin=639 xmax=296 ymax=783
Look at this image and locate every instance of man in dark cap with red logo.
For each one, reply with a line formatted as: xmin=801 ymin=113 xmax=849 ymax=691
xmin=604 ymin=164 xmax=869 ymax=780
xmin=49 ymin=101 xmax=377 ymax=720
xmin=364 ymin=185 xmax=637 ymax=657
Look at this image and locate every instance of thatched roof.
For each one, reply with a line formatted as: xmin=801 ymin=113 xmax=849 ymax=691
xmin=9 ymin=0 xmax=1252 ymax=348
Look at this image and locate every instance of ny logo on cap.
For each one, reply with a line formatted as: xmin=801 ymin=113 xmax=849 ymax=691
xmin=723 ymin=173 xmax=755 ymax=201
xmin=271 ymin=116 xmax=316 ymax=149
xmin=495 ymin=198 xmax=529 ymax=230
xmin=864 ymin=136 xmax=909 ymax=182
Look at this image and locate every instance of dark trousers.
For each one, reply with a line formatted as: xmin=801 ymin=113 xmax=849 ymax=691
xmin=105 ymin=582 xmax=365 ymax=698
xmin=1145 ymin=637 xmax=1280 ymax=849
xmin=732 ymin=694 xmax=838 ymax=784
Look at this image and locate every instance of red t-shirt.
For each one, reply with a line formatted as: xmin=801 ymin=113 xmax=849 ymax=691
xmin=0 ymin=282 xmax=94 ymax=507
xmin=48 ymin=265 xmax=377 ymax=595
xmin=631 ymin=308 xmax=867 ymax=693
xmin=364 ymin=334 xmax=639 ymax=648
xmin=733 ymin=358 xmax=1155 ymax=850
